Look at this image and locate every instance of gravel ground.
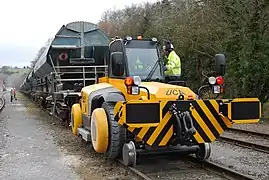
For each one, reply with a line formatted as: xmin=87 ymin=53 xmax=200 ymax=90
xmin=210 ymin=140 xmax=269 ymax=180
xmin=231 ymin=102 xmax=269 ymax=135
xmin=221 ymin=130 xmax=269 ymax=147
xmin=211 ymin=103 xmax=269 ymax=180
xmin=0 ymin=93 xmax=138 ymax=180
xmin=232 ymin=121 xmax=269 ymax=135
xmin=135 ymin=154 xmax=226 ymax=180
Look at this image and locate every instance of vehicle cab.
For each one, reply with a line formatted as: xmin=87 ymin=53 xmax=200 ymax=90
xmin=107 ymin=36 xmax=165 ymax=82
xmin=96 ymin=36 xmax=170 ymax=99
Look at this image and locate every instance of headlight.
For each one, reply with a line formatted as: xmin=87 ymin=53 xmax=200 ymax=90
xmin=208 ymin=76 xmax=216 ymax=85
xmin=152 ymin=37 xmax=157 ymax=42
xmin=133 ymin=76 xmax=141 ymax=85
xmin=126 ymin=36 xmax=132 ymax=41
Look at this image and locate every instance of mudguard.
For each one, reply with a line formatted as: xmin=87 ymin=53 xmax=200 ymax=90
xmin=80 ymin=83 xmax=126 ymax=130
xmin=82 ymin=83 xmax=126 ymax=115
xmin=100 ymin=91 xmax=126 ymax=102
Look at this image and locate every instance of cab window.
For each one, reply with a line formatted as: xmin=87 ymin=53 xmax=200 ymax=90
xmin=125 ymin=48 xmax=162 ymax=79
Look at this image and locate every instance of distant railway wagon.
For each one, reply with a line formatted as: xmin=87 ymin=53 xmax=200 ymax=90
xmin=20 ymin=21 xmax=110 ymax=123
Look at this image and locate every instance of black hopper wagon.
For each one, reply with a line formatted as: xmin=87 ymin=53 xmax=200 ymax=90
xmin=20 ymin=21 xmax=110 ymax=124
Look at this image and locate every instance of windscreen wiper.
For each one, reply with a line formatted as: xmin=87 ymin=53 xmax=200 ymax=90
xmin=145 ymin=58 xmax=161 ymax=81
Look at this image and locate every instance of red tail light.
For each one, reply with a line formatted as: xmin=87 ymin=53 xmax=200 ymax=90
xmin=124 ymin=77 xmax=134 ymax=86
xmin=216 ymin=76 xmax=224 ymax=85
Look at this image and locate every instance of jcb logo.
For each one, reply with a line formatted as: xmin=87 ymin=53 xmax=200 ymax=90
xmin=165 ymin=89 xmax=181 ymax=96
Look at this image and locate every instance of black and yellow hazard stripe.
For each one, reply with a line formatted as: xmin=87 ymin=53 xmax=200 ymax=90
xmin=144 ymin=101 xmax=173 ymax=147
xmin=113 ymin=102 xmax=123 ymax=123
xmin=114 ymin=101 xmax=175 ymax=147
xmin=113 ymin=99 xmax=234 ymax=147
xmin=189 ymin=99 xmax=233 ymax=143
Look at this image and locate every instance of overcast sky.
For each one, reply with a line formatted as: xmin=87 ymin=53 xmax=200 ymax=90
xmin=0 ymin=0 xmax=157 ymax=68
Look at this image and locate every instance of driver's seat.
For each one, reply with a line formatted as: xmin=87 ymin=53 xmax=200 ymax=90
xmin=129 ymin=57 xmax=145 ymax=73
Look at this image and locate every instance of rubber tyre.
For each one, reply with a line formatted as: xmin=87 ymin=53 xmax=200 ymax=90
xmin=71 ymin=103 xmax=82 ymax=136
xmin=102 ymin=102 xmax=126 ymax=160
xmin=90 ymin=108 xmax=109 ymax=153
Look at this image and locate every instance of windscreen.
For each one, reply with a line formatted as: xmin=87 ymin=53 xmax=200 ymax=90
xmin=126 ymin=48 xmax=162 ymax=79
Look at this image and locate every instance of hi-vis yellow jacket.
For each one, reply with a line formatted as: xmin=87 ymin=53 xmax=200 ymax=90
xmin=164 ymin=50 xmax=181 ymax=76
xmin=135 ymin=57 xmax=144 ymax=70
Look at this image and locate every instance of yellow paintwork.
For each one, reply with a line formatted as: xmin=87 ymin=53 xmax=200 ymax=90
xmin=73 ymin=74 xmax=261 ymax=147
xmin=98 ymin=77 xmax=109 ymax=83
xmin=188 ymin=100 xmax=233 ymax=144
xmin=102 ymin=78 xmax=197 ymax=101
xmin=71 ymin=103 xmax=82 ymax=136
xmin=91 ymin=108 xmax=109 ymax=153
xmin=159 ymin=126 xmax=174 ymax=146
xmin=114 ymin=97 xmax=261 ymax=146
xmin=190 ymin=107 xmax=216 ymax=142
xmin=118 ymin=100 xmax=165 ymax=128
xmin=196 ymin=100 xmax=224 ymax=134
xmin=97 ymin=77 xmax=261 ymax=127
xmin=81 ymin=83 xmax=112 ymax=115
xmin=210 ymin=100 xmax=233 ymax=127
xmin=227 ymin=98 xmax=261 ymax=124
xmin=81 ymin=76 xmax=198 ymax=117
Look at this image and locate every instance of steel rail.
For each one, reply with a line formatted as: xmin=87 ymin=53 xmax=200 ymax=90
xmin=188 ymin=156 xmax=255 ymax=180
xmin=117 ymin=160 xmax=152 ymax=180
xmin=219 ymin=136 xmax=269 ymax=154
xmin=117 ymin=153 xmax=256 ymax=180
xmin=228 ymin=127 xmax=269 ymax=139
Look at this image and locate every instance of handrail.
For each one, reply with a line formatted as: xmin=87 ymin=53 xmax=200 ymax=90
xmin=55 ymin=78 xmax=96 ymax=81
xmin=52 ymin=65 xmax=108 ymax=87
xmin=53 ymin=65 xmax=108 ymax=68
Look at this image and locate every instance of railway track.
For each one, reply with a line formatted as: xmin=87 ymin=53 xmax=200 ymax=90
xmin=219 ymin=128 xmax=269 ymax=154
xmin=119 ymin=153 xmax=255 ymax=180
xmin=26 ymin=96 xmax=256 ymax=180
xmin=229 ymin=127 xmax=269 ymax=139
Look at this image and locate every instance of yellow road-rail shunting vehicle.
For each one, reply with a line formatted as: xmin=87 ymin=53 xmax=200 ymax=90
xmin=71 ymin=36 xmax=261 ymax=166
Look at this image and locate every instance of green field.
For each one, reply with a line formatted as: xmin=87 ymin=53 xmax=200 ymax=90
xmin=0 ymin=67 xmax=30 ymax=75
xmin=1 ymin=66 xmax=30 ymax=89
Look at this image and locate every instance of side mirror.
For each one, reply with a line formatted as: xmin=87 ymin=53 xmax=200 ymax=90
xmin=215 ymin=54 xmax=226 ymax=76
xmin=111 ymin=52 xmax=124 ymax=76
